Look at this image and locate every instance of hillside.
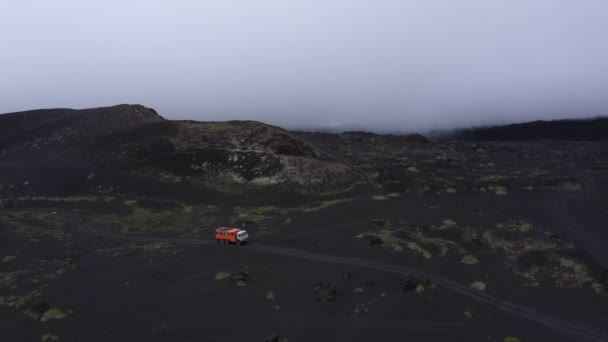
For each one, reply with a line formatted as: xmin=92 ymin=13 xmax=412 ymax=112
xmin=0 ymin=105 xmax=368 ymax=194
xmin=441 ymin=117 xmax=608 ymax=141
xmin=2 ymin=105 xmax=608 ymax=342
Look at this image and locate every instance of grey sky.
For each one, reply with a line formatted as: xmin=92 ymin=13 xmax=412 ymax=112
xmin=1 ymin=1 xmax=607 ymax=132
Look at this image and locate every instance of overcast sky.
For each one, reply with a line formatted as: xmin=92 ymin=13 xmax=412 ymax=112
xmin=1 ymin=1 xmax=607 ymax=132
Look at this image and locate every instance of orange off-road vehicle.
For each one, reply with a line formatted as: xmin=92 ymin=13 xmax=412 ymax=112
xmin=215 ymin=227 xmax=249 ymax=245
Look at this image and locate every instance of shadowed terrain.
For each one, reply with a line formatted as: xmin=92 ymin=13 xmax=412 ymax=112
xmin=438 ymin=117 xmax=608 ymax=141
xmin=1 ymin=105 xmax=608 ymax=342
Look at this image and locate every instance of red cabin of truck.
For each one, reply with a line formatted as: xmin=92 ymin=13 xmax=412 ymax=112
xmin=215 ymin=227 xmax=240 ymax=243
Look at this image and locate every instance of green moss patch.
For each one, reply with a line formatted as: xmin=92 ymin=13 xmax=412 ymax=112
xmin=41 ymin=308 xmax=66 ymax=322
xmin=17 ymin=196 xmax=114 ymax=203
xmin=470 ymin=281 xmax=487 ymax=291
xmin=302 ymin=199 xmax=351 ymax=212
xmin=496 ymin=220 xmax=534 ymax=233
xmin=406 ymin=242 xmax=432 ymax=259
xmin=488 ymin=185 xmax=508 ymax=195
xmin=214 ymin=272 xmax=231 ymax=280
xmin=503 ymin=337 xmax=521 ymax=342
xmin=3 ymin=256 xmax=16 ymax=263
xmin=461 ymin=255 xmax=479 ymax=265
xmin=89 ymin=203 xmax=219 ymax=236
xmin=0 ymin=211 xmax=66 ymax=240
xmin=357 ymin=229 xmax=405 ymax=253
xmin=98 ymin=242 xmax=177 ymax=257
xmin=231 ymin=206 xmax=288 ymax=234
xmin=558 ymin=182 xmax=581 ymax=192
xmin=41 ymin=334 xmax=59 ymax=342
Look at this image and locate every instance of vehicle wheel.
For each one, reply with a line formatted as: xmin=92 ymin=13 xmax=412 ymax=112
xmin=217 ymin=239 xmax=220 ymax=244
xmin=237 ymin=240 xmax=241 ymax=246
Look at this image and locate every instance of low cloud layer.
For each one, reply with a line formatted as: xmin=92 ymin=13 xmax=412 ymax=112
xmin=1 ymin=1 xmax=607 ymax=133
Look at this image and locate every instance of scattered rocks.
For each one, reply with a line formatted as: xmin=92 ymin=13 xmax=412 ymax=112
xmin=25 ymin=302 xmax=50 ymax=320
xmin=401 ymin=275 xmax=433 ymax=293
xmin=265 ymin=334 xmax=288 ymax=342
xmin=342 ymin=272 xmax=353 ymax=280
xmin=313 ymin=282 xmax=336 ymax=302
xmin=368 ymin=237 xmax=382 ymax=246
xmin=266 ymin=334 xmax=280 ymax=342
xmin=0 ymin=198 xmax=17 ymax=209
xmin=230 ymin=272 xmax=249 ymax=287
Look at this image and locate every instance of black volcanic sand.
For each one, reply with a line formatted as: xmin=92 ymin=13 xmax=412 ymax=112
xmin=2 ymin=142 xmax=608 ymax=342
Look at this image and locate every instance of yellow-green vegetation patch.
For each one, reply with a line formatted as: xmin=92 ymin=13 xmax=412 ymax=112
xmin=214 ymin=272 xmax=231 ymax=280
xmin=0 ymin=211 xmax=66 ymax=240
xmin=591 ymin=283 xmax=604 ymax=294
xmin=266 ymin=291 xmax=275 ymax=300
xmin=503 ymin=337 xmax=521 ymax=342
xmin=231 ymin=206 xmax=288 ymax=234
xmin=478 ymin=174 xmax=506 ymax=182
xmin=496 ymin=220 xmax=534 ymax=233
xmin=464 ymin=311 xmax=473 ymax=318
xmin=302 ymin=199 xmax=351 ymax=212
xmin=385 ymin=193 xmax=401 ymax=198
xmin=357 ymin=229 xmax=404 ymax=252
xmin=461 ymin=255 xmax=479 ymax=265
xmin=98 ymin=242 xmax=177 ymax=257
xmin=483 ymin=223 xmax=601 ymax=291
xmin=558 ymin=182 xmax=581 ymax=192
xmin=89 ymin=203 xmax=219 ymax=235
xmin=488 ymin=185 xmax=508 ymax=195
xmin=124 ymin=199 xmax=137 ymax=206
xmin=41 ymin=308 xmax=66 ymax=322
xmin=357 ymin=228 xmax=436 ymax=258
xmin=1 ymin=271 xmax=23 ymax=288
xmin=1 ymin=290 xmax=42 ymax=309
xmin=470 ymin=281 xmax=487 ymax=291
xmin=17 ymin=196 xmax=115 ymax=203
xmin=516 ymin=266 xmax=541 ymax=287
xmin=440 ymin=219 xmax=457 ymax=229
xmin=445 ymin=188 xmax=457 ymax=194
xmin=2 ymin=255 xmax=16 ymax=263
xmin=358 ymin=221 xmax=470 ymax=259
xmin=553 ymin=257 xmax=593 ymax=287
xmin=41 ymin=334 xmax=59 ymax=342
xmin=372 ymin=195 xmax=388 ymax=201
xmin=406 ymin=242 xmax=432 ymax=259
xmin=408 ymin=229 xmax=463 ymax=257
